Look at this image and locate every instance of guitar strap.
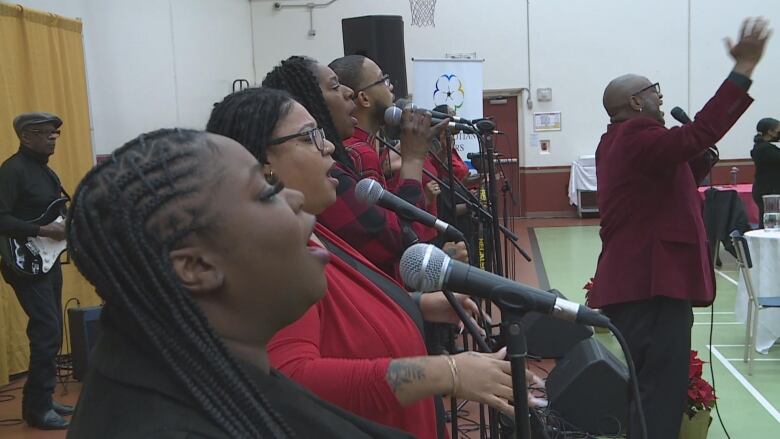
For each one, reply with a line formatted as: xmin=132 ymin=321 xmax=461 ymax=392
xmin=42 ymin=166 xmax=70 ymax=215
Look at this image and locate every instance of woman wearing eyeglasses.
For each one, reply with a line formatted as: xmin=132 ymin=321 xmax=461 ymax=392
xmin=207 ymin=86 xmax=525 ymax=439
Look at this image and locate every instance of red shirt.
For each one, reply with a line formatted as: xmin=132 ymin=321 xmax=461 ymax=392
xmin=344 ymin=127 xmax=387 ymax=186
xmin=268 ymin=224 xmax=438 ymax=439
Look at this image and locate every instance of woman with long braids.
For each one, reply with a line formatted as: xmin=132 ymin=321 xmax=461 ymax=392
xmin=64 ymin=129 xmax=414 ymax=438
xmin=207 ymin=87 xmax=541 ymax=439
xmin=751 ymin=117 xmax=780 ymax=228
xmin=260 ymin=55 xmax=445 ymax=280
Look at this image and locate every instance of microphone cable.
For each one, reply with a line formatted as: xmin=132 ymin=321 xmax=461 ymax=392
xmin=708 ymin=296 xmax=732 ymax=439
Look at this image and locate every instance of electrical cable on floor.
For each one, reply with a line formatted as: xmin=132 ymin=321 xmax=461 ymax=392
xmin=709 ymin=299 xmax=731 ymax=439
xmin=0 ymin=385 xmax=24 ymax=427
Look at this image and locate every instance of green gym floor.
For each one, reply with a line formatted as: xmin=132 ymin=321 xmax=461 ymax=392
xmin=531 ymin=222 xmax=780 ymax=438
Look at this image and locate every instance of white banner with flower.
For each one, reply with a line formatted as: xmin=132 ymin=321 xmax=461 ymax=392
xmin=411 ymin=58 xmax=484 ymax=167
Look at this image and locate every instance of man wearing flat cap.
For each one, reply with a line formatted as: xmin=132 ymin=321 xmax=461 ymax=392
xmin=0 ymin=112 xmax=72 ymax=429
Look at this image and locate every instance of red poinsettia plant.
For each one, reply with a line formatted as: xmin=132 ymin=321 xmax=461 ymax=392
xmin=686 ymin=350 xmax=716 ymax=418
xmin=583 ymin=277 xmax=595 ymax=307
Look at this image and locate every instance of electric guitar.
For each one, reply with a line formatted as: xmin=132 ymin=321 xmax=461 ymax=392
xmin=0 ymin=198 xmax=68 ymax=277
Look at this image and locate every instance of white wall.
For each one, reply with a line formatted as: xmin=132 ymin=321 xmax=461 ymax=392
xmin=253 ymin=0 xmax=780 ymax=167
xmin=690 ymin=0 xmax=777 ymax=161
xmin=250 ymin=0 xmax=528 ymax=92
xmin=14 ymin=0 xmax=780 ymax=162
xmin=14 ymin=0 xmax=254 ymax=154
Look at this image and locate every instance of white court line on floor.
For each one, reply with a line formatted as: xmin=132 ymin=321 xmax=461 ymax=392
xmin=708 ymin=345 xmax=780 ymax=423
xmin=693 ymin=322 xmax=742 ymax=326
xmin=725 ymin=358 xmax=780 ymax=362
xmin=716 ymin=269 xmax=739 ymax=286
xmin=694 ymin=311 xmax=735 ymax=315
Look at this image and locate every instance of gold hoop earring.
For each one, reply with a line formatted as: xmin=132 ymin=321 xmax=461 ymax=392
xmin=265 ymin=170 xmax=278 ymax=184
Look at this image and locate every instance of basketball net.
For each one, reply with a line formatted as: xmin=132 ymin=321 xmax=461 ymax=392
xmin=409 ymin=0 xmax=436 ymax=27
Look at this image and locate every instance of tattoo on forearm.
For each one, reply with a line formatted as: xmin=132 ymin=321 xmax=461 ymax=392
xmin=386 ymin=360 xmax=427 ymax=392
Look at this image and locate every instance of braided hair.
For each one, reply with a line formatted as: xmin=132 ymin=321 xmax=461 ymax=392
xmin=262 ymin=56 xmax=354 ymax=170
xmin=66 ymin=129 xmax=294 ymax=438
xmin=207 ymin=88 xmax=294 ymax=163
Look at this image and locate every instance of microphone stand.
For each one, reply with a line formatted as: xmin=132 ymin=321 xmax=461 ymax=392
xmin=477 ymin=120 xmax=505 ymax=278
xmin=376 ymin=135 xmax=531 ymax=262
xmin=492 ymin=284 xmax=534 ymax=439
xmin=378 ymin=133 xmax=502 ymax=438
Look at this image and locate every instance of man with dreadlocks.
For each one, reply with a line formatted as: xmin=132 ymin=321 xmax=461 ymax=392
xmin=65 ymin=129 xmax=415 ymax=438
xmin=261 ymin=55 xmax=446 ymax=281
xmin=0 ymin=112 xmax=72 ymax=429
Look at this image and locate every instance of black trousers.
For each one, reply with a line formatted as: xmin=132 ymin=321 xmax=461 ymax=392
xmin=1 ymin=261 xmax=63 ymax=414
xmin=603 ymin=296 xmax=693 ymax=439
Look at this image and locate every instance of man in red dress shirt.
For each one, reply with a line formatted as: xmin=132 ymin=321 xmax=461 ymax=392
xmin=590 ymin=18 xmax=770 ymax=438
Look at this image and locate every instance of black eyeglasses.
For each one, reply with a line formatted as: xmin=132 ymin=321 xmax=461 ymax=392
xmin=632 ymin=82 xmax=661 ymax=97
xmin=267 ymin=127 xmax=327 ymax=153
xmin=354 ymin=74 xmax=391 ymax=94
xmin=28 ymin=128 xmax=61 ymax=137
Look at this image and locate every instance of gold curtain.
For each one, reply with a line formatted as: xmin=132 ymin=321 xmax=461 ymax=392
xmin=0 ymin=3 xmax=101 ymax=386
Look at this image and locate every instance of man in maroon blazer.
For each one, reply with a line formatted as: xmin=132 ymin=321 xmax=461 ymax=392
xmin=591 ymin=18 xmax=770 ymax=439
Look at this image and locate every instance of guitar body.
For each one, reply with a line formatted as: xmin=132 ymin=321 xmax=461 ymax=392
xmin=0 ymin=198 xmax=68 ymax=277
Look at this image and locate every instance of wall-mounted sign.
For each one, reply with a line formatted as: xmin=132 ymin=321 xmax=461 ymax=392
xmin=533 ymin=111 xmax=561 ymax=132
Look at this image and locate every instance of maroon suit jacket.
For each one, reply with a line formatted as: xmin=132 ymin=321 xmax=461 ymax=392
xmin=590 ymin=79 xmax=753 ymax=308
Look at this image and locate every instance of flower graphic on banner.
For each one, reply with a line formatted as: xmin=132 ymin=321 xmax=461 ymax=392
xmin=433 ymin=74 xmax=465 ymax=111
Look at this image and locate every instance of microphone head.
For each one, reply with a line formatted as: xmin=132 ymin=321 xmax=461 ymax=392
xmin=384 ymin=106 xmax=403 ymax=127
xmin=394 ymin=98 xmax=415 ymax=110
xmin=400 ymin=243 xmax=450 ymax=292
xmin=670 ymin=106 xmax=691 ymax=124
xmin=354 ymin=178 xmax=383 ymax=206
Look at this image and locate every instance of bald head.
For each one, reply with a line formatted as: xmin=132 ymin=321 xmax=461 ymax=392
xmin=602 ymin=74 xmax=664 ymax=124
xmin=603 ymin=74 xmax=649 ymax=116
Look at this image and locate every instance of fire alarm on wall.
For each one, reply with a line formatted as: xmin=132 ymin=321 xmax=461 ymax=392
xmin=537 ymin=87 xmax=552 ymax=102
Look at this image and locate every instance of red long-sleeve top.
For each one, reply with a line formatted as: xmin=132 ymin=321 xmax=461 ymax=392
xmin=268 ymin=224 xmax=438 ymax=439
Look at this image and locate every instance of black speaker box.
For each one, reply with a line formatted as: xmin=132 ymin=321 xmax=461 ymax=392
xmin=342 ymin=15 xmax=408 ymax=99
xmin=523 ymin=289 xmax=593 ymax=358
xmin=68 ymin=305 xmax=102 ymax=381
xmin=545 ymin=337 xmax=629 ymax=436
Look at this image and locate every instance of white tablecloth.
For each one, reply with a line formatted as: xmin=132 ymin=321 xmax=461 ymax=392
xmin=735 ymin=229 xmax=780 ymax=353
xmin=568 ymin=155 xmax=597 ymax=206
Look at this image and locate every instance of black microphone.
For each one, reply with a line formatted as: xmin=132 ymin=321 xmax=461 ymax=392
xmin=354 ymin=178 xmax=465 ymax=242
xmin=400 ymin=243 xmax=611 ymax=328
xmin=670 ymin=106 xmax=692 ymax=124
xmin=395 ymin=98 xmax=474 ymax=125
xmin=671 ymin=106 xmax=720 ymax=166
xmin=384 ymin=106 xmax=476 ymax=133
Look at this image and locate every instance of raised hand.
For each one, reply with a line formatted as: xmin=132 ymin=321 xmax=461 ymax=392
xmin=726 ymin=17 xmax=772 ymax=77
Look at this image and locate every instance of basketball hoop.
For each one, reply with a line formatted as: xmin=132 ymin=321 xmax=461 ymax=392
xmin=409 ymin=0 xmax=436 ymax=27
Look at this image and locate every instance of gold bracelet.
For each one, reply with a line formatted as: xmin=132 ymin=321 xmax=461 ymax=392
xmin=445 ymin=355 xmax=460 ymax=397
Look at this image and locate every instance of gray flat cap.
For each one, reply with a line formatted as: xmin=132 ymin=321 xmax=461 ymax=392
xmin=13 ymin=112 xmax=63 ymax=136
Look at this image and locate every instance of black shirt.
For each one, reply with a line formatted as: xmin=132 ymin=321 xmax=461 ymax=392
xmin=751 ymin=139 xmax=780 ymax=196
xmin=0 ymin=146 xmax=62 ymax=237
xmin=66 ymin=323 xmax=415 ymax=439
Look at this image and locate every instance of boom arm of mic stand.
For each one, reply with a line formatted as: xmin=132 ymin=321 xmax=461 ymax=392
xmin=376 ymin=136 xmax=531 ymax=262
xmin=376 ymin=136 xmax=485 ymax=214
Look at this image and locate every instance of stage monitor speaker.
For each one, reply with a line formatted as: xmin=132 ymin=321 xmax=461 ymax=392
xmin=68 ymin=305 xmax=102 ymax=381
xmin=545 ymin=337 xmax=629 ymax=436
xmin=342 ymin=15 xmax=408 ymax=99
xmin=522 ymin=289 xmax=593 ymax=358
